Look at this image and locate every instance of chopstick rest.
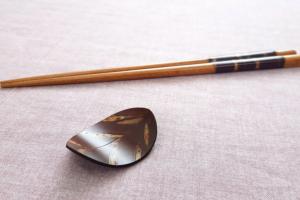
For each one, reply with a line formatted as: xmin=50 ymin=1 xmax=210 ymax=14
xmin=66 ymin=108 xmax=157 ymax=167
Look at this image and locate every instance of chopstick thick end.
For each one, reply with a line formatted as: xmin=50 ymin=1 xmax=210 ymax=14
xmin=276 ymin=50 xmax=297 ymax=56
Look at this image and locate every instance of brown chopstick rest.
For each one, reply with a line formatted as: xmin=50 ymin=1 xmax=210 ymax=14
xmin=66 ymin=108 xmax=157 ymax=167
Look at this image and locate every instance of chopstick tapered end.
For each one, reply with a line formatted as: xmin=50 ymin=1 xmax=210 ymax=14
xmin=0 ymin=81 xmax=5 ymax=89
xmin=0 ymin=81 xmax=10 ymax=88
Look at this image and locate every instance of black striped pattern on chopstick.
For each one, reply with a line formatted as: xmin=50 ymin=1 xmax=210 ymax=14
xmin=215 ymin=56 xmax=285 ymax=73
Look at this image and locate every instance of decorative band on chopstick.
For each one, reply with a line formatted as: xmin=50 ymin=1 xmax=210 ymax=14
xmin=208 ymin=51 xmax=276 ymax=62
xmin=215 ymin=56 xmax=285 ymax=73
xmin=259 ymin=57 xmax=285 ymax=69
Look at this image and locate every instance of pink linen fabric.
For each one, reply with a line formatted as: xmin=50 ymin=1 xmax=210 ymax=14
xmin=0 ymin=0 xmax=300 ymax=199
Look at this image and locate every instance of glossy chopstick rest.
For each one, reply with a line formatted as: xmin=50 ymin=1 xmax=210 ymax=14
xmin=66 ymin=108 xmax=157 ymax=167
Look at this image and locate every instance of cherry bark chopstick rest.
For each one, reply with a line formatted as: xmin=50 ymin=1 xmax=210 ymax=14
xmin=66 ymin=108 xmax=157 ymax=167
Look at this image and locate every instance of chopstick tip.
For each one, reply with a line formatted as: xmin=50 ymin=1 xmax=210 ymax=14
xmin=0 ymin=81 xmax=7 ymax=89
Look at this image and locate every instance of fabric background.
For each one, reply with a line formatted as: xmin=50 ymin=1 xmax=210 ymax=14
xmin=0 ymin=0 xmax=300 ymax=199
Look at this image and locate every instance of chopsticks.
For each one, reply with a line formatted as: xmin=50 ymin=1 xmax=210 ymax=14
xmin=0 ymin=50 xmax=298 ymax=88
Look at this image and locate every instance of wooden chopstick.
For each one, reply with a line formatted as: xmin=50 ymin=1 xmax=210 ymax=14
xmin=1 ymin=50 xmax=296 ymax=86
xmin=1 ymin=54 xmax=299 ymax=88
